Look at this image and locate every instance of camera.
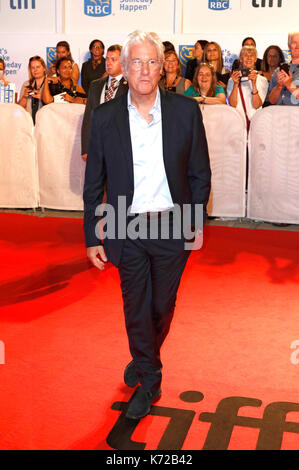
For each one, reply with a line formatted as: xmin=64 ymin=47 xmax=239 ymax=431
xmin=239 ymin=67 xmax=251 ymax=78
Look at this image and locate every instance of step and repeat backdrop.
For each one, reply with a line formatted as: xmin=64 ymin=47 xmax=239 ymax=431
xmin=0 ymin=0 xmax=297 ymax=96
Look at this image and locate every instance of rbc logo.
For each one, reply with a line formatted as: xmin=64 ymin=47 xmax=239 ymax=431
xmin=179 ymin=45 xmax=193 ymax=68
xmin=46 ymin=47 xmax=56 ymax=70
xmin=84 ymin=0 xmax=112 ymax=17
xmin=209 ymin=0 xmax=229 ymax=10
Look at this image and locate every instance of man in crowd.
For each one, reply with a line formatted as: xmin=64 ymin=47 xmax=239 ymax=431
xmin=83 ymin=31 xmax=211 ymax=420
xmin=81 ymin=44 xmax=128 ymax=161
xmin=268 ymin=31 xmax=299 ymax=105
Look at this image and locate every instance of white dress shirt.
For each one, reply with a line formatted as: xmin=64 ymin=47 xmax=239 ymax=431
xmin=128 ymin=88 xmax=174 ymax=214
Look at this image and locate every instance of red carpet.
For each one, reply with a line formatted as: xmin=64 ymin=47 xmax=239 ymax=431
xmin=0 ymin=213 xmax=299 ymax=450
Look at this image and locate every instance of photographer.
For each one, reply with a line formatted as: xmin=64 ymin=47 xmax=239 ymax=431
xmin=227 ymin=45 xmax=268 ymax=132
xmin=18 ymin=56 xmax=47 ymax=124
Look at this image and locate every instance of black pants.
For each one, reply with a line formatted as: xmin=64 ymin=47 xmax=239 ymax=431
xmin=118 ymin=214 xmax=190 ymax=392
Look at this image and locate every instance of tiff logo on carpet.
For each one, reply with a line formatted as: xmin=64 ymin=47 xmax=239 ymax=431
xmin=0 ymin=341 xmax=5 ymax=364
xmin=290 ymin=340 xmax=299 ymax=365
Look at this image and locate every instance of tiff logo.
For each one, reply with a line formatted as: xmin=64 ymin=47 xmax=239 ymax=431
xmin=290 ymin=340 xmax=299 ymax=365
xmin=252 ymin=0 xmax=282 ymax=7
xmin=0 ymin=341 xmax=5 ymax=365
xmin=10 ymin=0 xmax=36 ymax=9
xmin=107 ymin=390 xmax=299 ymax=450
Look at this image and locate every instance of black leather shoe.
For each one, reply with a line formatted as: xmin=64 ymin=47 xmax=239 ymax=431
xmin=124 ymin=360 xmax=139 ymax=388
xmin=126 ymin=386 xmax=161 ymax=420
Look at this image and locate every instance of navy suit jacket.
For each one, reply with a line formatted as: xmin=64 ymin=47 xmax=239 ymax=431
xmin=81 ymin=75 xmax=128 ymax=155
xmin=83 ymin=87 xmax=211 ymax=266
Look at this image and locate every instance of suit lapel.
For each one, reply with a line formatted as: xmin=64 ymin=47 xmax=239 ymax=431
xmin=98 ymin=76 xmax=108 ymax=104
xmin=116 ymin=77 xmax=128 ymax=97
xmin=115 ymin=92 xmax=134 ymax=188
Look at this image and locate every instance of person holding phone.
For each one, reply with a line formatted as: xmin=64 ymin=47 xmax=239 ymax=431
xmin=261 ymin=45 xmax=285 ymax=82
xmin=18 ymin=56 xmax=47 ymax=124
xmin=268 ymin=32 xmax=299 ymax=106
xmin=42 ymin=57 xmax=86 ymax=105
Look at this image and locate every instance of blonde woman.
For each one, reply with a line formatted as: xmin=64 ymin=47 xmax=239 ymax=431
xmin=204 ymin=41 xmax=230 ymax=88
xmin=227 ymin=45 xmax=268 ymax=131
xmin=18 ymin=56 xmax=47 ymax=123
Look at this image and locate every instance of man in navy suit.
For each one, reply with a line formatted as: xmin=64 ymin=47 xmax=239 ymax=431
xmin=83 ymin=31 xmax=211 ymax=420
xmin=81 ymin=44 xmax=128 ymax=161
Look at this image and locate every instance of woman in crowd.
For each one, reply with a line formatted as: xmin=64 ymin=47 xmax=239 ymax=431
xmin=184 ymin=62 xmax=226 ymax=105
xmin=261 ymin=45 xmax=285 ymax=82
xmin=81 ymin=39 xmax=106 ymax=94
xmin=184 ymin=39 xmax=208 ymax=82
xmin=162 ymin=41 xmax=175 ymax=53
xmin=227 ymin=45 xmax=268 ymax=132
xmin=0 ymin=58 xmax=17 ymax=102
xmin=47 ymin=41 xmax=79 ymax=85
xmin=160 ymin=50 xmax=191 ymax=95
xmin=42 ymin=57 xmax=86 ymax=105
xmin=204 ymin=41 xmax=230 ymax=88
xmin=18 ymin=56 xmax=47 ymax=124
xmin=0 ymin=58 xmax=9 ymax=86
xmin=232 ymin=37 xmax=262 ymax=72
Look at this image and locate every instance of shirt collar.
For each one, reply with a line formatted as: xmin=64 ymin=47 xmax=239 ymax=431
xmin=108 ymin=74 xmax=123 ymax=85
xmin=128 ymin=87 xmax=161 ymax=115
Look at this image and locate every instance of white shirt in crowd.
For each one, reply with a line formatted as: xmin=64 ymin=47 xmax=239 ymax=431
xmin=227 ymin=73 xmax=269 ymax=122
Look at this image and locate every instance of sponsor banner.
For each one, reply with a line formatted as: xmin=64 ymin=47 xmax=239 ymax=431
xmin=0 ymin=0 xmax=56 ymax=33
xmin=65 ymin=0 xmax=175 ymax=34
xmin=0 ymin=44 xmax=24 ymax=93
xmin=182 ymin=0 xmax=299 ymax=34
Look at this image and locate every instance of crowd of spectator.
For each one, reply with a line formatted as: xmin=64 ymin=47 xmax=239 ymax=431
xmin=1 ymin=32 xmax=299 ymax=134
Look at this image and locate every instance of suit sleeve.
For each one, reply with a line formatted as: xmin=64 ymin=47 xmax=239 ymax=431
xmin=188 ymin=102 xmax=211 ymax=225
xmin=81 ymin=62 xmax=89 ymax=95
xmin=81 ymin=83 xmax=97 ymax=155
xmin=83 ymin=108 xmax=106 ymax=247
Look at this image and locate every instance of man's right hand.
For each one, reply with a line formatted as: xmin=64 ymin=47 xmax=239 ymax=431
xmin=82 ymin=153 xmax=87 ymax=162
xmin=87 ymin=245 xmax=107 ymax=270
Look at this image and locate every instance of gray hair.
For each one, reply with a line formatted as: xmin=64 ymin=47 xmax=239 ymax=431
xmin=288 ymin=31 xmax=299 ymax=48
xmin=120 ymin=30 xmax=164 ymax=77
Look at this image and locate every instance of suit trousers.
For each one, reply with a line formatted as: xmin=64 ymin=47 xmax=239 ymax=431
xmin=118 ymin=214 xmax=190 ymax=392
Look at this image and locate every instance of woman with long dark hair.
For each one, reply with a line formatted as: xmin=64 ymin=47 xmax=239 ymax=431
xmin=42 ymin=57 xmax=86 ymax=105
xmin=81 ymin=39 xmax=106 ymax=94
xmin=47 ymin=41 xmax=80 ymax=85
xmin=261 ymin=45 xmax=285 ymax=82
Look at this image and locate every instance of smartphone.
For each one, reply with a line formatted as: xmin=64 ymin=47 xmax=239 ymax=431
xmin=280 ymin=63 xmax=290 ymax=74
